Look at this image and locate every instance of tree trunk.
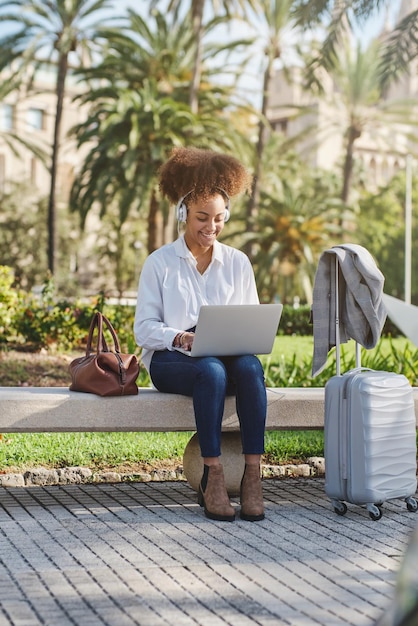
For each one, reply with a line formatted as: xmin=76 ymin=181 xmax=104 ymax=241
xmin=341 ymin=125 xmax=360 ymax=204
xmin=147 ymin=189 xmax=164 ymax=253
xmin=48 ymin=52 xmax=68 ymax=274
xmin=189 ymin=0 xmax=204 ymax=114
xmin=245 ymin=49 xmax=275 ymax=259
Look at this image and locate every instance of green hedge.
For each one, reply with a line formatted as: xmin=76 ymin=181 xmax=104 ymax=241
xmin=279 ymin=303 xmax=401 ymax=337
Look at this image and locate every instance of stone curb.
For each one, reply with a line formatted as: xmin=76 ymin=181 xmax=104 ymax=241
xmin=0 ymin=457 xmax=325 ymax=488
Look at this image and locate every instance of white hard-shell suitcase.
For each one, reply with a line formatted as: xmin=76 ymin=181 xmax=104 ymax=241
xmin=324 ymin=259 xmax=418 ymax=520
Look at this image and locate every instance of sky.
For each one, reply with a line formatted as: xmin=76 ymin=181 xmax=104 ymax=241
xmin=110 ymin=0 xmax=403 ymax=36
xmin=0 ymin=0 xmax=404 ymax=37
xmin=0 ymin=0 xmax=405 ymax=108
xmin=95 ymin=0 xmax=410 ymax=110
xmin=353 ymin=0 xmax=402 ymax=39
xmin=0 ymin=1 xmax=404 ymax=53
xmin=96 ymin=0 xmax=403 ymax=42
xmin=100 ymin=1 xmax=404 ymax=73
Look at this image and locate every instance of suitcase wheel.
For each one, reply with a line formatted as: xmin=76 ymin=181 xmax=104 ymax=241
xmin=332 ymin=500 xmax=347 ymax=516
xmin=367 ymin=504 xmax=382 ymax=521
xmin=405 ymin=497 xmax=418 ymax=513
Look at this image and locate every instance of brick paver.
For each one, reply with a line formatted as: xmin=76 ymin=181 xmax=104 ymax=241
xmin=0 ymin=477 xmax=416 ymax=625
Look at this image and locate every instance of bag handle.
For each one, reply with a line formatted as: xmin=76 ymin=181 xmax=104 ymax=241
xmin=85 ymin=311 xmax=122 ymax=356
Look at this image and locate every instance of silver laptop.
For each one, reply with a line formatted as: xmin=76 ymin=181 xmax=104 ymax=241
xmin=175 ymin=304 xmax=283 ymax=357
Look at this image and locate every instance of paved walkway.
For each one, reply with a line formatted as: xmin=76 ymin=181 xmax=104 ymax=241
xmin=0 ymin=477 xmax=416 ymax=626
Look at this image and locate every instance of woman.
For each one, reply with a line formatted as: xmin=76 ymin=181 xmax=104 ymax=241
xmin=134 ymin=147 xmax=267 ymax=523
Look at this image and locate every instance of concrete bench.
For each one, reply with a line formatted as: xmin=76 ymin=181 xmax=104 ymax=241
xmin=0 ymin=386 xmax=326 ymax=432
xmin=1 ymin=386 xmax=417 ymax=493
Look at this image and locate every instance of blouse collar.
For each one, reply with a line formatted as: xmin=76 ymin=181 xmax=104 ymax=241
xmin=174 ymin=234 xmax=224 ymax=265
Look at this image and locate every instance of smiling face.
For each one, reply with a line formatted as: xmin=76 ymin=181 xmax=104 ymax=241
xmin=183 ymin=193 xmax=228 ymax=254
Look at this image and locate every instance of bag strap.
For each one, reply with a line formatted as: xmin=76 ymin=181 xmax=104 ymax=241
xmin=101 ymin=313 xmax=122 ymax=353
xmin=85 ymin=311 xmax=121 ymax=355
xmin=85 ymin=312 xmax=100 ymax=356
xmin=98 ymin=314 xmax=128 ymax=384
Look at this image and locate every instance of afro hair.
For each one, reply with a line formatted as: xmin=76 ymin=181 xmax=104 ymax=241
xmin=158 ymin=147 xmax=253 ymax=205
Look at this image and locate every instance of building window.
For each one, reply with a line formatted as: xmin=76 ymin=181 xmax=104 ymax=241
xmin=0 ymin=104 xmax=14 ymax=130
xmin=27 ymin=107 xmax=46 ymax=131
xmin=273 ymin=118 xmax=288 ymax=135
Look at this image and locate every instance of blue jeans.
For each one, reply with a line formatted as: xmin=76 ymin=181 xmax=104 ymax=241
xmin=150 ymin=350 xmax=267 ymax=458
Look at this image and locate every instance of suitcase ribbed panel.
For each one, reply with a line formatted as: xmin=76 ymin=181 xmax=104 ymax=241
xmin=324 ymin=377 xmax=348 ymax=501
xmin=347 ymin=372 xmax=417 ymax=504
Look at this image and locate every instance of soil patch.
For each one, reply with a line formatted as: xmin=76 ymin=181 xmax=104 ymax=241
xmin=0 ymin=350 xmax=73 ymax=387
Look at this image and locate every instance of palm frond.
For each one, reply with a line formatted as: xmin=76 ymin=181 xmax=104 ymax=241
xmin=379 ymin=9 xmax=418 ymax=90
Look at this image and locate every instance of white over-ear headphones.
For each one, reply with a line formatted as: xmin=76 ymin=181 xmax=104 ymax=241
xmin=175 ymin=189 xmax=231 ymax=223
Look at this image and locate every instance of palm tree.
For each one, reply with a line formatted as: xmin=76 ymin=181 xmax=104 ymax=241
xmin=0 ymin=0 xmax=113 ymax=275
xmin=304 ymin=35 xmax=418 ymax=204
xmin=237 ymin=135 xmax=348 ymax=302
xmin=244 ymin=0 xmax=299 ymax=252
xmin=71 ymin=8 xmax=253 ymax=254
xmin=291 ymin=0 xmax=418 ymax=90
xmin=379 ymin=3 xmax=418 ymax=89
xmin=151 ymin=0 xmax=261 ymax=113
xmin=71 ymin=82 xmax=198 ymax=252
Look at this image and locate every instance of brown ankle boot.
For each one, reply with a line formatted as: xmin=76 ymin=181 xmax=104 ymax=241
xmin=198 ymin=464 xmax=235 ymax=522
xmin=240 ymin=464 xmax=265 ymax=522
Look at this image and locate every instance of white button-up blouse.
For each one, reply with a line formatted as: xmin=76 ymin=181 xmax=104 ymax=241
xmin=134 ymin=235 xmax=259 ymax=372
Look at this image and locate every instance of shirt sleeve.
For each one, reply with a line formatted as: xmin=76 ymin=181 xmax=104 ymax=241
xmin=242 ymin=253 xmax=260 ymax=304
xmin=133 ymin=254 xmax=179 ymax=351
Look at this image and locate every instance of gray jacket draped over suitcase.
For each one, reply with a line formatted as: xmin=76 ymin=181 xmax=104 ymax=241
xmin=311 ymin=243 xmax=387 ymax=376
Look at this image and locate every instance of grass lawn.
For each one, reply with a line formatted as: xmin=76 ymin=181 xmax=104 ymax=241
xmin=264 ymin=335 xmax=412 ymax=365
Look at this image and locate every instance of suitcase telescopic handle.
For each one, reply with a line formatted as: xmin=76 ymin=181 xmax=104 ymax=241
xmin=335 ymin=257 xmax=361 ymax=376
xmin=335 ymin=257 xmax=341 ymax=376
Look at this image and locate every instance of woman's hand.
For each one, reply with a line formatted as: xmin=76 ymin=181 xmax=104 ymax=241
xmin=180 ymin=331 xmax=195 ymax=351
xmin=173 ymin=331 xmax=195 ymax=351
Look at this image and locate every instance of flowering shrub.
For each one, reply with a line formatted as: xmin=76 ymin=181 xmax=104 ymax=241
xmin=0 ymin=266 xmax=22 ymax=344
xmin=15 ymin=302 xmax=97 ymax=351
xmin=0 ymin=273 xmax=134 ymax=353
